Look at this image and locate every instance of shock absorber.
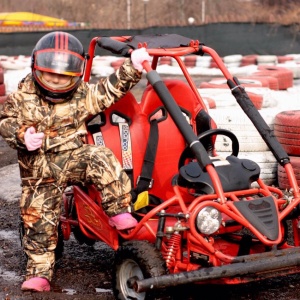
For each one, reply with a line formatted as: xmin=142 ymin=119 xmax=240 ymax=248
xmin=164 ymin=232 xmax=181 ymax=270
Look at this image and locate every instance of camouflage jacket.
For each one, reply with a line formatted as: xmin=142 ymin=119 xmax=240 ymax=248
xmin=0 ymin=58 xmax=141 ymax=180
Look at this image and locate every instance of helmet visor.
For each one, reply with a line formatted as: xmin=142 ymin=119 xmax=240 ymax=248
xmin=34 ymin=49 xmax=85 ymax=76
xmin=34 ymin=69 xmax=81 ymax=94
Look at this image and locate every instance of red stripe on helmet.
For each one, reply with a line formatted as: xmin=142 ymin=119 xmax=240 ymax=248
xmin=54 ymin=32 xmax=69 ymax=50
xmin=60 ymin=32 xmax=64 ymax=50
xmin=55 ymin=32 xmax=59 ymax=50
xmin=53 ymin=32 xmax=69 ymax=62
xmin=64 ymin=33 xmax=68 ymax=50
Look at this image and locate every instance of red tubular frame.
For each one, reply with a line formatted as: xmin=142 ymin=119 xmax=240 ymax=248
xmin=70 ymin=35 xmax=300 ymax=280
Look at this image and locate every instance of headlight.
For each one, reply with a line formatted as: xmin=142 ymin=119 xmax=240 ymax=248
xmin=196 ymin=206 xmax=222 ymax=235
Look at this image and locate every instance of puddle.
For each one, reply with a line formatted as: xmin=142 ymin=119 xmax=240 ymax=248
xmin=62 ymin=288 xmax=77 ymax=295
xmin=0 ymin=163 xmax=21 ymax=202
xmin=95 ymin=288 xmax=113 ymax=293
xmin=0 ymin=229 xmax=19 ymax=240
xmin=0 ymin=267 xmax=22 ymax=281
xmin=60 ymin=287 xmax=113 ymax=295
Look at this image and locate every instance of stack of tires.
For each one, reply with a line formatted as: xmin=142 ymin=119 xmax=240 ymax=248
xmin=253 ymin=66 xmax=294 ymax=90
xmin=90 ymin=56 xmax=115 ymax=77
xmin=183 ymin=55 xmax=197 ymax=68
xmin=256 ymin=55 xmax=278 ymax=66
xmin=275 ymin=110 xmax=300 ymax=189
xmin=0 ymin=67 xmax=6 ymax=104
xmin=199 ymin=79 xmax=264 ymax=110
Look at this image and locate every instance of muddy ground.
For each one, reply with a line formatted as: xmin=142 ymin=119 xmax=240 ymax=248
xmin=1 ymin=79 xmax=300 ymax=300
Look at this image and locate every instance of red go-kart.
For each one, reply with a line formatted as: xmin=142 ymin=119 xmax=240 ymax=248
xmin=59 ymin=34 xmax=300 ymax=299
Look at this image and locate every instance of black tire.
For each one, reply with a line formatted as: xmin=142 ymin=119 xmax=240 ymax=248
xmin=72 ymin=225 xmax=96 ymax=246
xmin=55 ymin=222 xmax=64 ymax=261
xmin=112 ymin=240 xmax=170 ymax=300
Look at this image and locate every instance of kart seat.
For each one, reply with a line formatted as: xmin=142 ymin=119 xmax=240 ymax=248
xmin=86 ymin=91 xmax=147 ymax=181
xmin=86 ymin=79 xmax=217 ymax=202
xmin=139 ymin=79 xmax=216 ymax=200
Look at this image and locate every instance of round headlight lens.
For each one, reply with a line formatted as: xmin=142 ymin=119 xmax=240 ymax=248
xmin=196 ymin=206 xmax=222 ymax=235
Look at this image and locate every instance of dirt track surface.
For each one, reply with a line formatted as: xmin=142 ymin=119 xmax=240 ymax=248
xmin=1 ymin=82 xmax=300 ymax=299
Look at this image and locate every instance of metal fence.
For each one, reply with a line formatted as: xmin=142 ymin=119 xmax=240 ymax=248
xmin=0 ymin=23 xmax=299 ymax=57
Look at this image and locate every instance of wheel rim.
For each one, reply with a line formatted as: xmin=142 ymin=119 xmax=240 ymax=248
xmin=118 ymin=259 xmax=146 ymax=300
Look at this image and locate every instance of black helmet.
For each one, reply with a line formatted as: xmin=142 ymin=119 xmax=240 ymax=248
xmin=32 ymin=31 xmax=85 ymax=102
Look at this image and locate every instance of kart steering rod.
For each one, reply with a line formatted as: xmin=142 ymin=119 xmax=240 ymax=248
xmin=142 ymin=61 xmax=226 ymax=202
xmin=145 ymin=66 xmax=211 ymax=170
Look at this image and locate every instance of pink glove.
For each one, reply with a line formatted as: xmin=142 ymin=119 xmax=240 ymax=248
xmin=131 ymin=47 xmax=151 ymax=72
xmin=24 ymin=127 xmax=44 ymax=151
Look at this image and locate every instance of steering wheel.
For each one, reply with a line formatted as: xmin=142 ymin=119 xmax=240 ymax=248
xmin=178 ymin=128 xmax=239 ymax=169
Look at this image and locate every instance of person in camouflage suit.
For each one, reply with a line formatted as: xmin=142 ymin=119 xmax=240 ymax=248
xmin=0 ymin=31 xmax=151 ymax=292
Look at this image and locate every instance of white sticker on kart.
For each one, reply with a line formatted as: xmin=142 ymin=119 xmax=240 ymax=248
xmin=93 ymin=131 xmax=105 ymax=147
xmin=210 ymin=156 xmax=230 ymax=167
xmin=119 ymin=122 xmax=133 ymax=170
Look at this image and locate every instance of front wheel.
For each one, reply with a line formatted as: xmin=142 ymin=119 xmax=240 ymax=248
xmin=112 ymin=240 xmax=170 ymax=300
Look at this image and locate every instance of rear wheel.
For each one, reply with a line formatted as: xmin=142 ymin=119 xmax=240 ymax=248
xmin=112 ymin=240 xmax=170 ymax=300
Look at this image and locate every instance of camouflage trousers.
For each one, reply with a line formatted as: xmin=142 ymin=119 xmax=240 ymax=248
xmin=20 ymin=144 xmax=132 ymax=281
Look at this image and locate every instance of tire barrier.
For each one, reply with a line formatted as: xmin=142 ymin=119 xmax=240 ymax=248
xmin=240 ymin=55 xmax=258 ymax=66
xmin=238 ymin=77 xmax=270 ymax=88
xmin=274 ymin=110 xmax=300 ymax=189
xmin=255 ymin=66 xmax=294 ymax=90
xmin=223 ymin=54 xmax=242 ymax=68
xmin=247 ymin=91 xmax=263 ymax=110
xmin=196 ymin=56 xmax=211 ymax=68
xmin=198 ymin=88 xmax=236 ymax=108
xmin=274 ymin=110 xmax=300 ymax=156
xmin=278 ymin=156 xmax=300 ymax=190
xmin=277 ymin=56 xmax=294 ymax=64
xmin=110 ymin=58 xmax=126 ymax=70
xmin=202 ymin=97 xmax=216 ymax=109
xmin=243 ymin=87 xmax=279 ymax=109
xmin=1 ymin=53 xmax=300 ymax=81
xmin=91 ymin=56 xmax=117 ymax=76
xmin=183 ymin=55 xmax=197 ymax=68
xmin=256 ymin=55 xmax=278 ymax=66
xmin=199 ymin=80 xmax=264 ymax=110
xmin=199 ymin=78 xmax=263 ymax=89
xmin=277 ymin=62 xmax=300 ymax=79
xmin=247 ymin=75 xmax=279 ymax=90
xmin=210 ymin=60 xmax=219 ymax=69
xmin=209 ymin=108 xmax=275 ymax=152
xmin=158 ymin=57 xmax=172 ymax=66
xmin=0 ymin=55 xmax=31 ymax=70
